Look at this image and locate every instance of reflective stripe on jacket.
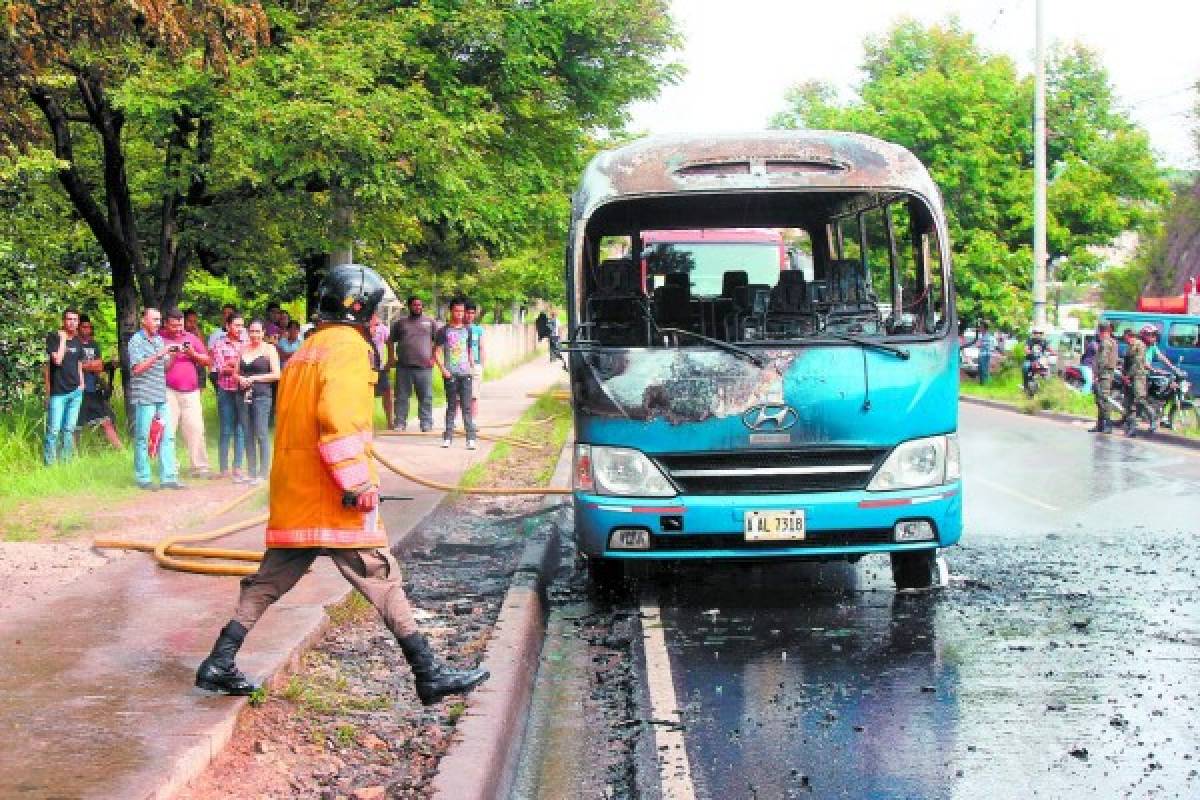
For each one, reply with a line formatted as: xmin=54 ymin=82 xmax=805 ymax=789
xmin=265 ymin=324 xmax=386 ymax=549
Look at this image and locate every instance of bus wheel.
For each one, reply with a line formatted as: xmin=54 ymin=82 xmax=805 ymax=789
xmin=584 ymin=556 xmax=625 ymax=596
xmin=891 ymin=551 xmax=937 ymax=590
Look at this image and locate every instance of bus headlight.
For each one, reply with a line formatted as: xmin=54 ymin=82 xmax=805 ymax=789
xmin=868 ymin=434 xmax=959 ymax=491
xmin=575 ymin=444 xmax=676 ymax=497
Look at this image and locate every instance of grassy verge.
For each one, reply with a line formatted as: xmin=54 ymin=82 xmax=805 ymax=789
xmin=0 ymin=390 xmax=224 ymax=541
xmin=459 ymin=390 xmax=572 ymax=491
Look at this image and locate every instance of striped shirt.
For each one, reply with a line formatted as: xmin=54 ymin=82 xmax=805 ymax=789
xmin=127 ymin=329 xmax=167 ymax=405
xmin=211 ymin=336 xmax=244 ymax=392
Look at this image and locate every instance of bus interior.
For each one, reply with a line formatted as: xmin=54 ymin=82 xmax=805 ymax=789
xmin=577 ymin=190 xmax=949 ymax=348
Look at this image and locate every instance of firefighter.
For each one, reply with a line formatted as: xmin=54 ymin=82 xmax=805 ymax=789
xmin=194 ymin=264 xmax=489 ymax=705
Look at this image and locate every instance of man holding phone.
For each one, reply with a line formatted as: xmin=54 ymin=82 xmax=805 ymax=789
xmin=127 ymin=307 xmax=182 ymax=490
xmin=161 ymin=308 xmax=212 ymax=478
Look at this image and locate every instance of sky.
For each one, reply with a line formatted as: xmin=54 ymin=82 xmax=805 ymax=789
xmin=627 ymin=0 xmax=1200 ymax=169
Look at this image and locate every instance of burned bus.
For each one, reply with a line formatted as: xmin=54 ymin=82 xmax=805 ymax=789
xmin=565 ymin=132 xmax=960 ymax=590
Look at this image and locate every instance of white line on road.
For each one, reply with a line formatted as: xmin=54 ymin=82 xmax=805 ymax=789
xmin=640 ymin=592 xmax=697 ymax=800
xmin=974 ymin=476 xmax=1062 ymax=512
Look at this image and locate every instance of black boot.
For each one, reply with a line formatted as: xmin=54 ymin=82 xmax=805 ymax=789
xmin=195 ymin=620 xmax=258 ymax=695
xmin=397 ymin=633 xmax=489 ymax=706
xmin=1088 ymin=421 xmax=1104 ymax=432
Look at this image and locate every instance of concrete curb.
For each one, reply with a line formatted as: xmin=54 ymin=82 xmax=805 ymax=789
xmin=429 ymin=445 xmax=572 ymax=800
xmin=960 ymin=395 xmax=1200 ymax=451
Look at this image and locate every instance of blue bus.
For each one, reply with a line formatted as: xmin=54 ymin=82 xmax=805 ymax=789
xmin=565 ymin=132 xmax=961 ymax=590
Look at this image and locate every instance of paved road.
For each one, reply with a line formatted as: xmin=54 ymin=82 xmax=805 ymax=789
xmin=515 ymin=402 xmax=1200 ymax=799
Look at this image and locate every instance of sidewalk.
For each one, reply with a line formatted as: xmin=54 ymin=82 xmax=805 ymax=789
xmin=0 ymin=357 xmax=566 ymax=800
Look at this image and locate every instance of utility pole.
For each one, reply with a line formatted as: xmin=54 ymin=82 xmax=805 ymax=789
xmin=1032 ymin=0 xmax=1048 ymax=330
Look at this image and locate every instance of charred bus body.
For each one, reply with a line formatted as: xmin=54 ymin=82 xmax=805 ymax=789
xmin=566 ymin=132 xmax=961 ymax=590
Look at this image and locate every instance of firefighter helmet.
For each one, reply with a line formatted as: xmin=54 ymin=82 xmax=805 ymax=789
xmin=315 ymin=264 xmax=388 ymax=327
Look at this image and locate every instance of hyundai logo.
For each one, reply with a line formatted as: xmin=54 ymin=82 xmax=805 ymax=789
xmin=742 ymin=404 xmax=798 ymax=431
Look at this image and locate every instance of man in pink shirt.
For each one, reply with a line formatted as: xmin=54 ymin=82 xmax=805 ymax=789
xmin=161 ymin=308 xmax=213 ymax=478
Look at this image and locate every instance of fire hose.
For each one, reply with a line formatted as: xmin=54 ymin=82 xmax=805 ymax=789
xmin=94 ymin=443 xmax=572 ymax=577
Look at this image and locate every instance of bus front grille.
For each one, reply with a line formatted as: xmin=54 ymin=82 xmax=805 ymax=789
xmin=656 ymin=448 xmax=886 ymax=495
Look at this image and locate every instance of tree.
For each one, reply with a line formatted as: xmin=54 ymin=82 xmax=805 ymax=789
xmin=0 ymin=0 xmax=269 ymax=404
xmin=771 ymin=19 xmax=1168 ymax=331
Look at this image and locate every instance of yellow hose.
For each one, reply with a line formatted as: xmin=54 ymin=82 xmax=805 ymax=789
xmin=94 ymin=435 xmax=572 ymax=576
xmin=375 ymin=430 xmax=541 ymax=450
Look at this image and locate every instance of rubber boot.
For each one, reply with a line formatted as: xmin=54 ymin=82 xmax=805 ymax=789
xmin=397 ymin=633 xmax=489 ymax=706
xmin=195 ymin=620 xmax=258 ymax=695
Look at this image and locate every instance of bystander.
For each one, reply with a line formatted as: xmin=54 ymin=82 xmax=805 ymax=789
xmin=276 ymin=320 xmax=303 ymax=368
xmin=211 ymin=313 xmax=248 ymax=481
xmin=370 ymin=313 xmax=394 ymax=430
xmin=465 ymin=301 xmax=486 ymax=419
xmin=162 ymin=308 xmax=213 ymax=478
xmin=76 ymin=316 xmax=122 ymax=449
xmin=42 ymin=308 xmax=85 ymax=465
xmin=236 ymin=320 xmax=280 ymax=485
xmin=390 ymin=295 xmax=438 ymax=432
xmin=434 ymin=297 xmax=477 ymax=449
xmin=127 ymin=308 xmax=182 ymax=490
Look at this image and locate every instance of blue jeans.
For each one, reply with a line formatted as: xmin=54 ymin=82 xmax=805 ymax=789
xmin=44 ymin=388 xmax=84 ymax=465
xmin=133 ymin=401 xmax=177 ymax=484
xmin=216 ymin=389 xmax=246 ymax=473
xmin=978 ymin=353 xmax=991 ymax=385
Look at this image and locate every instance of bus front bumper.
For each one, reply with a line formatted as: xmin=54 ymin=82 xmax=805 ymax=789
xmin=573 ymin=484 xmax=962 ymax=560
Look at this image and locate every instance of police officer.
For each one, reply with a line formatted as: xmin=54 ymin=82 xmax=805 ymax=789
xmin=194 ymin=264 xmax=489 ymax=705
xmin=1088 ymin=322 xmax=1118 ymax=433
xmin=1121 ymin=325 xmax=1156 ymax=437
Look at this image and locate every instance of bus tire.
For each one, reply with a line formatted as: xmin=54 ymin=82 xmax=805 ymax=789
xmin=891 ymin=550 xmax=937 ymax=590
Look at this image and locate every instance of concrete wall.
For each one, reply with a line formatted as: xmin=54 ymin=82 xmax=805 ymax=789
xmin=481 ymin=323 xmax=543 ymax=371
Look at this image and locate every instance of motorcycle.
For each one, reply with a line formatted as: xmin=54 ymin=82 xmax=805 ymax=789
xmin=1150 ymin=368 xmax=1198 ymax=430
xmin=1022 ymin=355 xmax=1050 ymax=397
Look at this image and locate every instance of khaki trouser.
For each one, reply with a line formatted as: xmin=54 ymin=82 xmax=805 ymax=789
xmin=233 ymin=547 xmax=419 ymax=637
xmin=166 ymin=388 xmax=210 ymax=473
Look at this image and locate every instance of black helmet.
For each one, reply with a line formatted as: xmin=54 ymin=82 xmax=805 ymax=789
xmin=316 ymin=264 xmax=388 ymax=326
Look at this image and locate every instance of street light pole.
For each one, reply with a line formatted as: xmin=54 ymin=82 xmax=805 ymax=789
xmin=1032 ymin=0 xmax=1049 ymax=330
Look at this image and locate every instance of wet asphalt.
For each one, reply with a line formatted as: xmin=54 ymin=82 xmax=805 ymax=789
xmin=646 ymin=404 xmax=1200 ymax=799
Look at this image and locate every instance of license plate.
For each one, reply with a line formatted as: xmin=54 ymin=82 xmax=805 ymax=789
xmin=744 ymin=510 xmax=806 ymax=541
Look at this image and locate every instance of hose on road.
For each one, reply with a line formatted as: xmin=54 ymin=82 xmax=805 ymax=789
xmin=94 ymin=440 xmax=572 ymax=576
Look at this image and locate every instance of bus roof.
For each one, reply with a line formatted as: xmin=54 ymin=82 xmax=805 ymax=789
xmin=1102 ymin=310 xmax=1200 ymax=325
xmin=572 ymin=131 xmax=942 ymax=225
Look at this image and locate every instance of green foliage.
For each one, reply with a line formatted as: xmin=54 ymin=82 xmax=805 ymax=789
xmin=771 ymin=18 xmax=1169 ymax=331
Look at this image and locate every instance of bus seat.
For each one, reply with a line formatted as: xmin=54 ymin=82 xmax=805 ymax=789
xmin=770 ymin=271 xmax=808 ymax=312
xmin=721 ymin=270 xmax=748 ymax=298
xmin=655 ymin=284 xmax=693 ymax=329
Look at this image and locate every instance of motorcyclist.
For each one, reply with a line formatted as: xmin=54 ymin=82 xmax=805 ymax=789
xmin=1121 ymin=325 xmax=1156 ymax=437
xmin=1141 ymin=325 xmax=1177 ymax=374
xmin=1088 ymin=321 xmax=1118 ymax=433
xmin=1022 ymin=327 xmax=1053 ymax=386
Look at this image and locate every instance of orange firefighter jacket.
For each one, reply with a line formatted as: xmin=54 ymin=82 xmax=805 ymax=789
xmin=265 ymin=324 xmax=387 ymax=549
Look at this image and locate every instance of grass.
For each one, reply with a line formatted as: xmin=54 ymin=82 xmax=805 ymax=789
xmin=458 ymin=390 xmax=572 ymax=491
xmin=279 ymin=652 xmax=391 ymax=714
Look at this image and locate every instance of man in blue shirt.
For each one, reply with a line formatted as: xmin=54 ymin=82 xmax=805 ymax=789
xmin=465 ymin=301 xmax=486 ymax=419
xmin=126 ymin=308 xmax=182 ymax=490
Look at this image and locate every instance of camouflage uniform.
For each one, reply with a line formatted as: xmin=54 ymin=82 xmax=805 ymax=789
xmin=1092 ymin=335 xmax=1118 ymax=430
xmin=1122 ymin=337 xmax=1153 ymax=434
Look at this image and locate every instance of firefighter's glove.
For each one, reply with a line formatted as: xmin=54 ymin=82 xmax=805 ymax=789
xmin=342 ymin=485 xmax=380 ymax=512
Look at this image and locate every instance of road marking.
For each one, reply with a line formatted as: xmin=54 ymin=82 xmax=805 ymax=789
xmin=975 ymin=476 xmax=1061 ymax=512
xmin=640 ymin=593 xmax=697 ymax=800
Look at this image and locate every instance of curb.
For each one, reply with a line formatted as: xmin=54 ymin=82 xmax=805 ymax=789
xmin=960 ymin=395 xmax=1200 ymax=451
xmin=429 ymin=445 xmax=572 ymax=800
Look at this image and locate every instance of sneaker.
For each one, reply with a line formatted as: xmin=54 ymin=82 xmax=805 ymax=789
xmin=249 ymin=477 xmax=264 ymax=486
xmin=160 ymin=481 xmax=187 ymax=490
xmin=136 ymin=482 xmax=158 ymax=491
xmin=232 ymin=472 xmax=249 ymax=484
xmin=392 ymin=423 xmax=406 ymax=432
xmin=466 ymin=439 xmax=477 ymax=450
xmin=441 ymin=437 xmax=451 ymax=448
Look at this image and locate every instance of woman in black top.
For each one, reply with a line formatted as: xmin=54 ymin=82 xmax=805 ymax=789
xmin=235 ymin=320 xmax=281 ymax=484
